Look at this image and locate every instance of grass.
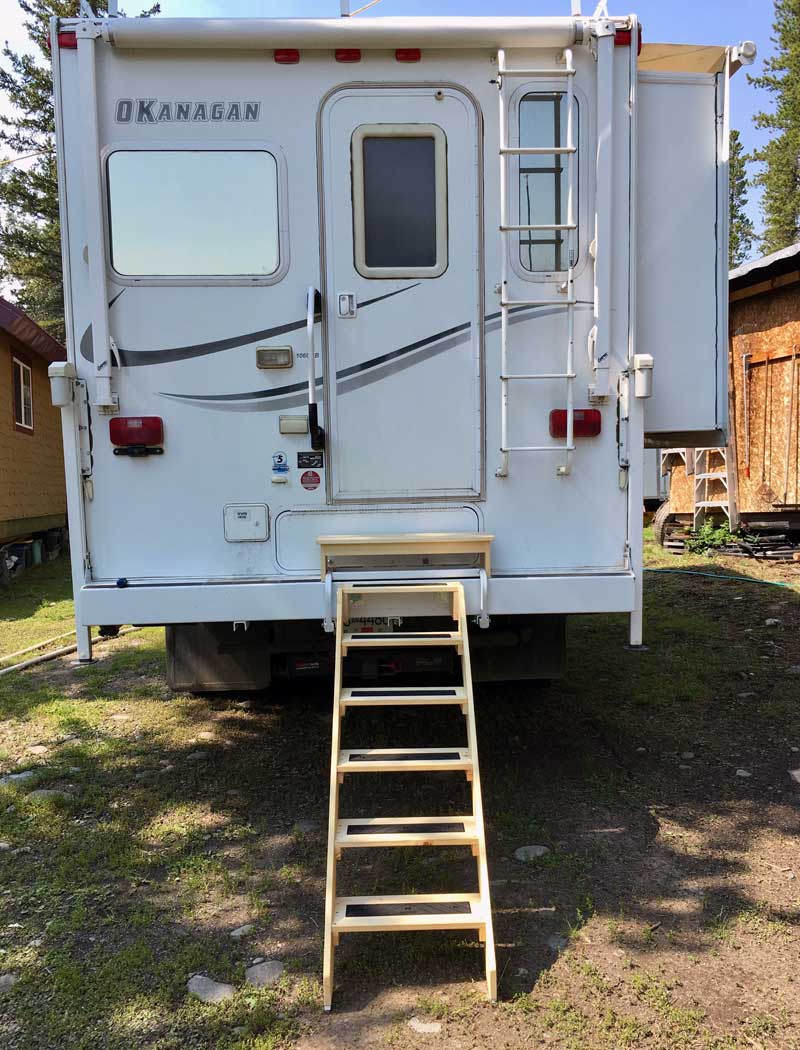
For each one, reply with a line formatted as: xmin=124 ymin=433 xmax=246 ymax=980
xmin=0 ymin=555 xmax=76 ymax=659
xmin=1 ymin=545 xmax=799 ymax=1048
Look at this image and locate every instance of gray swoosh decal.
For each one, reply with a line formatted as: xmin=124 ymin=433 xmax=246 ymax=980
xmin=79 ymin=283 xmax=419 ymax=367
xmin=160 ymin=303 xmax=592 ymax=413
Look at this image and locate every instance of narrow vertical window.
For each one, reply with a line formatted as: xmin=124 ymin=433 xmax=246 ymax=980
xmin=352 ymin=124 xmax=448 ymax=278
xmin=517 ymin=92 xmax=578 ymax=273
xmin=12 ymin=356 xmax=33 ymax=431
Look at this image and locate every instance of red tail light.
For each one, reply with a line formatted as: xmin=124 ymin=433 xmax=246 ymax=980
xmin=57 ymin=30 xmax=78 ymax=49
xmin=274 ymin=48 xmax=300 ymax=64
xmin=395 ymin=48 xmax=421 ymax=62
xmin=549 ymin=409 xmax=602 ymax=439
xmin=110 ymin=416 xmax=164 ymax=448
xmin=615 ymin=26 xmax=643 ymax=54
xmin=335 ymin=48 xmax=361 ymax=63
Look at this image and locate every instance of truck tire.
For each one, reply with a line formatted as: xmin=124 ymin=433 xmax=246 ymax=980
xmin=652 ymin=500 xmax=676 ymax=547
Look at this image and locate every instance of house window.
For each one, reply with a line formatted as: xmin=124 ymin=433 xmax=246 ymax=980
xmin=517 ymin=92 xmax=579 ymax=273
xmin=352 ymin=124 xmax=448 ymax=278
xmin=107 ymin=150 xmax=281 ymax=278
xmin=12 ymin=356 xmax=33 ymax=431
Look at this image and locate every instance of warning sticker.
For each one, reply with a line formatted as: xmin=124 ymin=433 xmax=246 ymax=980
xmin=301 ymin=470 xmax=321 ymax=491
xmin=298 ymin=451 xmax=324 ymax=469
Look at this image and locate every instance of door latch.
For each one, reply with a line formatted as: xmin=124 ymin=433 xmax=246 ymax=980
xmin=337 ymin=292 xmax=357 ymax=318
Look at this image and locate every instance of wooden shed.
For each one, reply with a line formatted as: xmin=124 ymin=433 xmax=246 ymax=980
xmin=658 ymin=243 xmax=800 ymax=541
xmin=0 ymin=297 xmax=67 ymax=545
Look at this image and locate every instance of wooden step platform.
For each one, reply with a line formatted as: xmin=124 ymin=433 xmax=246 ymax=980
xmin=335 ymin=815 xmax=478 ymax=849
xmin=341 ymin=630 xmax=462 ymax=654
xmin=332 ymin=893 xmax=488 ymax=934
xmin=338 ymin=747 xmax=472 ymax=775
xmin=339 ymin=686 xmax=468 ymax=710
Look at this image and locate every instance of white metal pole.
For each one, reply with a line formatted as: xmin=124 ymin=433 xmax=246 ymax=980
xmin=496 ymin=50 xmax=510 ymax=478
xmin=77 ymin=26 xmax=115 ymax=409
xmin=590 ymin=20 xmax=614 ymax=403
xmin=626 ymin=17 xmax=644 ymax=648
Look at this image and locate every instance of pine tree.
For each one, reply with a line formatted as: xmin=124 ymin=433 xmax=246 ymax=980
xmin=0 ymin=2 xmax=157 ymax=342
xmin=729 ymin=129 xmax=755 ymax=268
xmin=750 ymin=0 xmax=800 ymax=255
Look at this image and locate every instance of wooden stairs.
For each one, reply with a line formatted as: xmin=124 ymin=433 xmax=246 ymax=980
xmin=322 ymin=578 xmax=496 ymax=1010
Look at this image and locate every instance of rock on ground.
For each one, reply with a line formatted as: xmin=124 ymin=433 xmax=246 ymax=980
xmin=27 ymin=789 xmax=73 ymax=802
xmin=245 ymin=960 xmax=284 ymax=988
xmin=547 ymin=934 xmax=569 ymax=953
xmin=736 ymin=769 xmax=752 ymax=778
xmin=514 ymin=844 xmax=550 ymax=862
xmin=407 ymin=1016 xmax=442 ymax=1034
xmin=187 ymin=975 xmax=235 ymax=1003
xmin=0 ymin=771 xmax=36 ymax=788
xmin=230 ymin=924 xmax=255 ymax=939
xmin=0 ymin=974 xmax=18 ymax=994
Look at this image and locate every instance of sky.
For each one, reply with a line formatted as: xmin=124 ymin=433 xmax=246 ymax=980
xmin=0 ymin=0 xmax=778 ymax=238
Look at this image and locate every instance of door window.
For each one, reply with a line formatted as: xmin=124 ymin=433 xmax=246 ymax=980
xmin=352 ymin=124 xmax=448 ymax=278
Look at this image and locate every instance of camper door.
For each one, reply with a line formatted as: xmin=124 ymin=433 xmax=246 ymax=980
xmin=320 ymin=87 xmax=483 ymax=502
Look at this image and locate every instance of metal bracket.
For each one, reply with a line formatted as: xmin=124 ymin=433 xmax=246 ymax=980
xmin=323 ymin=572 xmax=335 ymax=633
xmin=477 ymin=568 xmax=490 ymax=629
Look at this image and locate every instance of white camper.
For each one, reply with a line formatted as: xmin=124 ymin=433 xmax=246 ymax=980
xmin=48 ymin=4 xmax=753 ymax=1007
xmin=49 ymin=8 xmax=752 ymax=677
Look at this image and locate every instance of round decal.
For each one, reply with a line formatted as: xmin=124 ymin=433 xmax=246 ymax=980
xmin=301 ymin=469 xmax=321 ymax=491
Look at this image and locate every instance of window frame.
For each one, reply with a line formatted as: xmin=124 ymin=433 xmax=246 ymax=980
xmin=101 ymin=141 xmax=290 ymax=287
xmin=12 ymin=352 xmax=34 ymax=434
xmin=351 ymin=123 xmax=448 ymax=280
xmin=508 ymin=82 xmax=588 ymax=285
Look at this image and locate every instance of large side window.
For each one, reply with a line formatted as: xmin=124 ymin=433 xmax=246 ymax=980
xmin=107 ymin=150 xmax=280 ymax=278
xmin=352 ymin=124 xmax=448 ymax=279
xmin=12 ymin=355 xmax=33 ymax=432
xmin=517 ymin=92 xmax=578 ymax=273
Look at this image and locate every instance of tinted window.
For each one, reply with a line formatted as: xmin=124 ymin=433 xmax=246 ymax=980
xmin=518 ymin=93 xmax=578 ymax=272
xmin=107 ymin=150 xmax=280 ymax=277
xmin=362 ymin=137 xmax=437 ymax=268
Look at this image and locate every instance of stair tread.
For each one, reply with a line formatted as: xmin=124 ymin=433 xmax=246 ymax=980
xmin=333 ymin=892 xmax=487 ymax=931
xmin=338 ymin=747 xmax=472 ymax=772
xmin=342 ymin=631 xmax=462 ymax=648
xmin=342 ymin=583 xmax=462 ymax=594
xmin=336 ymin=815 xmax=478 ymax=847
xmin=340 ymin=686 xmax=467 ymax=707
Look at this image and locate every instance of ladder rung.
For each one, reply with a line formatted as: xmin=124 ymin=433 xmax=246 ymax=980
xmin=335 ymin=816 xmax=478 ymax=849
xmin=333 ymin=893 xmax=487 ymax=933
xmin=695 ymin=473 xmax=728 ymax=482
xmin=342 ymin=630 xmax=462 ymax=652
xmin=500 ymin=146 xmax=576 ymax=156
xmin=337 ymin=747 xmax=472 ymax=774
xmin=501 ymin=299 xmax=574 ymax=308
xmin=501 ymin=223 xmax=577 ymax=232
xmin=501 ymin=373 xmax=576 ymax=381
xmin=694 ymin=501 xmax=730 ymax=509
xmin=498 ymin=67 xmax=576 ymax=78
xmin=502 ymin=445 xmax=575 ymax=453
xmin=339 ymin=686 xmax=468 ymax=709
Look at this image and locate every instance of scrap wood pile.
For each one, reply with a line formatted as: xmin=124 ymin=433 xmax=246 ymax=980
xmin=663 ymin=524 xmax=800 ymax=561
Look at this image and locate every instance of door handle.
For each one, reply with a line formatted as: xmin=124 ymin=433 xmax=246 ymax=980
xmin=306 ymin=285 xmax=325 ymax=451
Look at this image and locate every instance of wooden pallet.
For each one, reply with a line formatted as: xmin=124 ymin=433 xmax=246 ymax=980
xmin=322 ymin=579 xmax=496 ymax=1011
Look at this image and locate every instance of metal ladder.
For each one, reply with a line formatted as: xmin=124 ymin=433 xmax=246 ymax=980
xmin=496 ymin=47 xmax=578 ymax=478
xmin=693 ymin=448 xmax=730 ymax=532
xmin=322 ymin=582 xmax=496 ymax=1010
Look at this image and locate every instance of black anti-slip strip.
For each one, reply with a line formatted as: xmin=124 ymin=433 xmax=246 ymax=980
xmin=346 ymin=902 xmax=472 ymax=917
xmin=349 ymin=752 xmax=461 ymax=763
xmin=354 ymin=633 xmax=452 ymax=639
xmin=350 ymin=689 xmax=458 ymax=697
xmin=347 ymin=822 xmax=466 ymax=836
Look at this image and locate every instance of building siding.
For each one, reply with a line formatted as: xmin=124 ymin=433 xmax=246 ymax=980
xmin=0 ymin=333 xmax=67 ymax=533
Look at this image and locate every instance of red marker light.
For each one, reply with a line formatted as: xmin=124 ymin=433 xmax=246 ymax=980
xmin=274 ymin=48 xmax=300 ymax=64
xmin=395 ymin=48 xmax=421 ymax=62
xmin=57 ymin=30 xmax=78 ymax=49
xmin=335 ymin=48 xmax=361 ymax=63
xmin=614 ymin=26 xmax=643 ymax=54
xmin=109 ymin=416 xmax=164 ymax=447
xmin=549 ymin=409 xmax=602 ymax=439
